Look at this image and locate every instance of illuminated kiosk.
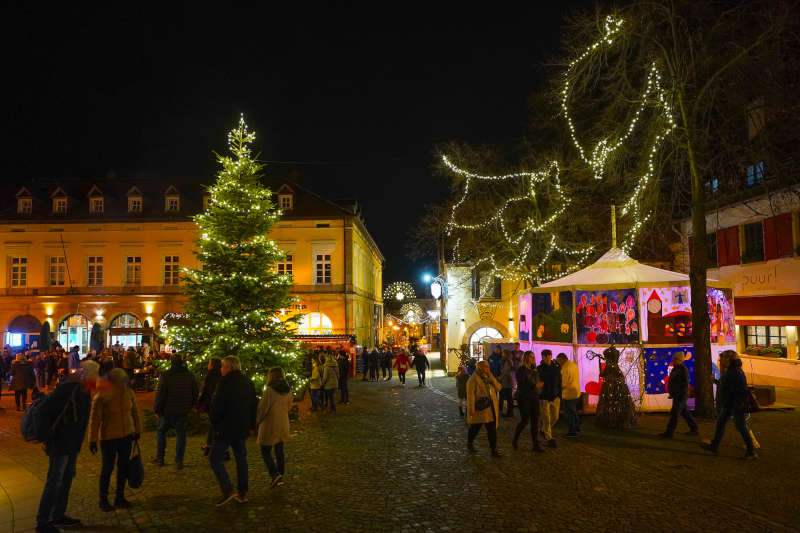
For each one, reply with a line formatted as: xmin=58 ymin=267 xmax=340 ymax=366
xmin=518 ymin=247 xmax=736 ymax=411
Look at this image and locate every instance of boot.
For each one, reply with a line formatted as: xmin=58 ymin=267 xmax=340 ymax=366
xmin=533 ymin=442 xmax=545 ymax=453
xmin=99 ymin=497 xmax=114 ymax=512
xmin=114 ymin=495 xmax=133 ymax=508
xmin=699 ymin=442 xmax=718 ymax=455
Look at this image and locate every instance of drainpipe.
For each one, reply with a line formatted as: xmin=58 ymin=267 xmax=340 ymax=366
xmin=343 ymin=216 xmax=349 ymax=342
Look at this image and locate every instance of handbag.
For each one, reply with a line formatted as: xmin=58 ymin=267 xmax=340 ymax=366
xmin=744 ymin=388 xmax=760 ymax=414
xmin=474 ymin=397 xmax=491 ymax=411
xmin=127 ymin=440 xmax=145 ymax=489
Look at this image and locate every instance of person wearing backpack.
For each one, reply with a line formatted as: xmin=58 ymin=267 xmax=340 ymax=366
xmin=89 ymin=368 xmax=142 ymax=511
xmin=34 ymin=359 xmax=99 ymax=533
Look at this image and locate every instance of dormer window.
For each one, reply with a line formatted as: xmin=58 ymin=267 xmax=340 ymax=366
xmin=17 ymin=198 xmax=32 ymax=214
xmin=90 ymin=197 xmax=104 ymax=213
xmin=126 ymin=186 xmax=143 ymax=213
xmin=279 ymin=194 xmax=293 ymax=210
xmin=164 ymin=185 xmax=180 ymax=212
xmin=53 ymin=198 xmax=67 ymax=214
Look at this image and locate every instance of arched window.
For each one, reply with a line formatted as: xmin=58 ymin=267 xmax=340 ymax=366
xmin=469 ymin=326 xmax=503 ymax=358
xmin=297 ymin=313 xmax=333 ymax=335
xmin=58 ymin=314 xmax=90 ymax=354
xmin=110 ymin=313 xmax=141 ymax=328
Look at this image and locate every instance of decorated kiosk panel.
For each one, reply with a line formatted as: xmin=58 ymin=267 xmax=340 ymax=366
xmin=519 ymin=248 xmax=736 ymax=411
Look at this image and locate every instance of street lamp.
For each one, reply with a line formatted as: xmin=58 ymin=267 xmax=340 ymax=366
xmin=422 ymin=273 xmax=432 ymax=283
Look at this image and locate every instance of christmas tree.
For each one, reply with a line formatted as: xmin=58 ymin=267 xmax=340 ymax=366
xmin=168 ymin=116 xmax=302 ymax=391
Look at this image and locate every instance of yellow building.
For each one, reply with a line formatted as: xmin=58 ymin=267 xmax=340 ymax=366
xmin=1 ymin=179 xmax=383 ymax=353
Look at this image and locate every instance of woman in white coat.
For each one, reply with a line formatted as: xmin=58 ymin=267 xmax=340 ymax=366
xmin=257 ymin=367 xmax=292 ymax=488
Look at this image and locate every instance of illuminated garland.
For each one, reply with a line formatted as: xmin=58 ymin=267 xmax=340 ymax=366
xmin=384 ymin=281 xmax=416 ymax=302
xmin=399 ymin=303 xmax=426 ymax=324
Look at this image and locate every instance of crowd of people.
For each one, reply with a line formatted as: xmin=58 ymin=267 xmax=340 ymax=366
xmin=10 ymin=338 xmax=759 ymax=532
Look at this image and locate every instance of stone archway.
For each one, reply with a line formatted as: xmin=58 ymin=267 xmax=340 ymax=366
xmin=462 ymin=319 xmax=509 ymax=359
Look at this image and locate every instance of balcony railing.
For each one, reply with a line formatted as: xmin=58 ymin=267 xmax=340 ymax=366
xmin=1 ymin=285 xmax=185 ymax=297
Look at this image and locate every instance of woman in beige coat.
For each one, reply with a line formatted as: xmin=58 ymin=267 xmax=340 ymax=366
xmin=466 ymin=360 xmax=502 ymax=456
xmin=257 ymin=367 xmax=292 ymax=488
xmin=88 ymin=368 xmax=142 ymax=511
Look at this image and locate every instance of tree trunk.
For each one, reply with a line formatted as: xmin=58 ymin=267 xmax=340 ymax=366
xmin=686 ymin=138 xmax=715 ymax=418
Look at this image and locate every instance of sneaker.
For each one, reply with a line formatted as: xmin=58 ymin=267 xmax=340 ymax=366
xmin=657 ymin=432 xmax=672 ymax=439
xmin=52 ymin=515 xmax=82 ymax=526
xmin=699 ymin=442 xmax=718 ymax=455
xmin=215 ymin=491 xmax=237 ymax=507
xmin=235 ymin=492 xmax=248 ymax=503
xmin=270 ymin=474 xmax=282 ymax=488
xmin=35 ymin=524 xmax=60 ymax=533
xmin=113 ymin=497 xmax=133 ymax=509
xmin=684 ymin=430 xmax=699 ymax=436
xmin=743 ymin=450 xmax=759 ymax=460
xmin=547 ymin=439 xmax=557 ymax=448
xmin=276 ymin=477 xmax=285 ymax=487
xmin=149 ymin=457 xmax=164 ymax=466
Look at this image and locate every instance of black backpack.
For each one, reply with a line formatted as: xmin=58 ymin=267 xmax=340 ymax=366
xmin=20 ymin=386 xmax=78 ymax=444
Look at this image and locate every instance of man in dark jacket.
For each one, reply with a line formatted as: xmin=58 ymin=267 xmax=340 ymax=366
xmin=487 ymin=346 xmax=503 ymax=378
xmin=152 ymin=354 xmax=198 ymax=468
xmin=412 ymin=350 xmax=431 ymax=387
xmin=35 ymin=360 xmax=99 ymax=533
xmin=659 ymin=351 xmax=698 ymax=438
xmin=209 ymin=356 xmax=257 ymax=506
xmin=10 ymin=354 xmax=36 ymax=410
xmin=368 ymin=348 xmax=380 ymax=381
xmin=537 ymin=350 xmax=562 ymax=448
xmin=337 ymin=351 xmax=351 ymax=405
xmin=701 ymin=357 xmax=757 ymax=459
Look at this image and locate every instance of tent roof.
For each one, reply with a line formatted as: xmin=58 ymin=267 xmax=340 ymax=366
xmin=531 ymin=248 xmax=714 ymax=292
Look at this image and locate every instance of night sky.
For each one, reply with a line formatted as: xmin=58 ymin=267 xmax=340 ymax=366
xmin=4 ymin=3 xmax=592 ymax=286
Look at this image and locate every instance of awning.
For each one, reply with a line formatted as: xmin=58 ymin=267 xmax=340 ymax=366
xmin=735 ymin=295 xmax=800 ymax=317
xmin=7 ymin=314 xmax=42 ymax=334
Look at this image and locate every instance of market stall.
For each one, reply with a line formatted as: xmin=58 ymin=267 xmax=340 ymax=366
xmin=518 ymin=247 xmax=736 ymax=411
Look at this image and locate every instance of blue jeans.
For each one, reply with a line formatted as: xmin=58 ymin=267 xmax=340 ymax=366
xmin=37 ymin=453 xmax=77 ymax=527
xmin=156 ymin=415 xmax=187 ymax=463
xmin=563 ymin=398 xmax=580 ymax=434
xmin=712 ymin=406 xmax=754 ymax=452
xmin=324 ymin=389 xmax=336 ymax=412
xmin=210 ymin=437 xmax=248 ymax=495
xmin=310 ymin=389 xmax=321 ymax=410
xmin=260 ymin=442 xmax=285 ymax=477
xmin=665 ymin=396 xmax=697 ymax=435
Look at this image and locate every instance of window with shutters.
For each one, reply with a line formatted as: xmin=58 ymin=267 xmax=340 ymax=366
xmin=716 ymin=227 xmax=740 ymax=267
xmin=10 ymin=257 xmax=27 ymax=287
xmin=314 ymin=254 xmax=331 ymax=284
xmin=49 ymin=256 xmax=66 ymax=286
xmin=87 ymin=256 xmax=103 ymax=286
xmin=763 ymin=214 xmax=793 ymax=260
xmin=164 ymin=256 xmax=180 ymax=285
xmin=742 ymin=222 xmax=764 ymax=263
xmin=126 ymin=256 xmax=142 ymax=285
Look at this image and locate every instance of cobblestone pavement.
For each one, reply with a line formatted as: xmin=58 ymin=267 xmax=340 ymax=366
xmin=1 ymin=373 xmax=799 ymax=533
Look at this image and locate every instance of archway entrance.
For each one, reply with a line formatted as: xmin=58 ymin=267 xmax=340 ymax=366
xmin=109 ymin=313 xmax=143 ymax=348
xmin=469 ymin=326 xmax=503 ymax=359
xmin=5 ymin=314 xmax=41 ymax=349
xmin=58 ymin=314 xmax=89 ymax=355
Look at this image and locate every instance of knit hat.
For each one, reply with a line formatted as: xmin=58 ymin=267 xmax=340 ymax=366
xmin=672 ymin=351 xmax=685 ymax=363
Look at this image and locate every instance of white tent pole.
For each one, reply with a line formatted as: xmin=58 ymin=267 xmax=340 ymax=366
xmin=611 ymin=204 xmax=617 ymax=249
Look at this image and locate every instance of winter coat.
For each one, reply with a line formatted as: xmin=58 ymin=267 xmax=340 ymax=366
xmin=455 ymin=372 xmax=469 ymax=399
xmin=309 ymin=361 xmax=322 ymax=390
xmin=68 ymin=350 xmax=80 ymax=371
xmin=122 ymin=349 xmax=137 ymax=369
xmin=393 ymin=354 xmax=410 ymax=372
xmin=368 ymin=350 xmax=380 ymax=369
xmin=560 ymin=359 xmax=581 ymax=401
xmin=466 ymin=369 xmax=501 ymax=426
xmin=154 ymin=365 xmax=199 ymax=417
xmin=338 ymin=357 xmax=351 ymax=382
xmin=515 ymin=365 xmax=540 ymax=404
xmin=667 ymin=363 xmax=690 ymax=401
xmin=538 ymin=361 xmax=562 ymax=401
xmin=499 ymin=358 xmax=514 ymax=389
xmin=210 ymin=370 xmax=257 ymax=441
xmin=199 ymin=368 xmax=222 ymax=410
xmin=321 ymin=358 xmax=340 ymax=390
xmin=89 ymin=384 xmax=142 ymax=442
xmin=412 ymin=354 xmax=430 ymax=371
xmin=381 ymin=351 xmax=393 ymax=369
xmin=10 ymin=360 xmax=35 ymax=390
xmin=719 ymin=359 xmax=749 ymax=410
xmin=41 ymin=380 xmax=92 ymax=457
xmin=257 ymin=380 xmax=291 ymax=446
xmin=488 ymin=352 xmax=503 ymax=377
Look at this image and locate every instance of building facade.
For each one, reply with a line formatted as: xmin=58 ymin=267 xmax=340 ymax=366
xmin=678 ymin=185 xmax=800 ymax=359
xmin=1 ymin=179 xmax=383 ymax=353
